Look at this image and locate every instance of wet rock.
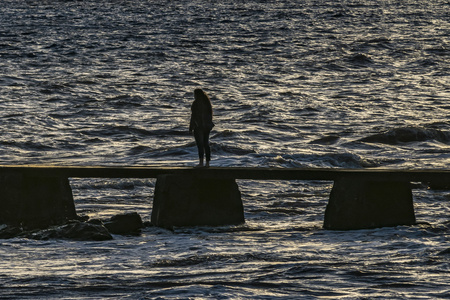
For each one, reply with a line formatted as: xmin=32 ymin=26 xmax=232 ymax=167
xmin=104 ymin=212 xmax=143 ymax=235
xmin=152 ymin=175 xmax=244 ymax=229
xmin=324 ymin=178 xmax=416 ymax=230
xmin=0 ymin=225 xmax=22 ymax=239
xmin=60 ymin=221 xmax=113 ymax=241
xmin=143 ymin=221 xmax=153 ymax=227
xmin=87 ymin=218 xmax=104 ymax=225
xmin=30 ymin=221 xmax=112 ymax=241
xmin=0 ymin=221 xmax=113 ymax=241
xmin=0 ymin=212 xmax=146 ymax=240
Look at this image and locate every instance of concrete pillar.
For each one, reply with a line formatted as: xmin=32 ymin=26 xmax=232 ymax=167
xmin=324 ymin=178 xmax=416 ymax=230
xmin=151 ymin=174 xmax=244 ymax=229
xmin=0 ymin=172 xmax=77 ymax=229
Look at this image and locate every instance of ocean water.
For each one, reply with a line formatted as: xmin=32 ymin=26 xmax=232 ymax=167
xmin=0 ymin=0 xmax=449 ymax=298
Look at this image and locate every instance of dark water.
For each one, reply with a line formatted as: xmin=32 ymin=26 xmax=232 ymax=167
xmin=0 ymin=0 xmax=449 ymax=298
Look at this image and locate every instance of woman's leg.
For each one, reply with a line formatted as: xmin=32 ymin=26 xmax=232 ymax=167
xmin=204 ymin=129 xmax=211 ymax=165
xmin=194 ymin=129 xmax=205 ymax=166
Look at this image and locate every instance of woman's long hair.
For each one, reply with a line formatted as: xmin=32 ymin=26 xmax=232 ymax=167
xmin=194 ymin=88 xmax=213 ymax=116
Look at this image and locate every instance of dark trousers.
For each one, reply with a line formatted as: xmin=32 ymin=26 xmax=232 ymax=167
xmin=194 ymin=128 xmax=211 ymax=162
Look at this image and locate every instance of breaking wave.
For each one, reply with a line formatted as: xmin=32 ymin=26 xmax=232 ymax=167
xmin=361 ymin=127 xmax=450 ymax=145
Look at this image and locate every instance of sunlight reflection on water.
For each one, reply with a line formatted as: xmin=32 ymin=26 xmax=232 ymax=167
xmin=0 ymin=0 xmax=449 ymax=298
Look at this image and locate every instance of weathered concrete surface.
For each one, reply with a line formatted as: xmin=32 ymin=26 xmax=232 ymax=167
xmin=324 ymin=178 xmax=416 ymax=230
xmin=151 ymin=174 xmax=244 ymax=229
xmin=0 ymin=172 xmax=77 ymax=229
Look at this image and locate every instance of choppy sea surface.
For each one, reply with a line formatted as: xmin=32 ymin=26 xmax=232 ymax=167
xmin=0 ymin=0 xmax=449 ymax=298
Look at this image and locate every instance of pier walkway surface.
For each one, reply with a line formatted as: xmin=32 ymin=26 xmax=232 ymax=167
xmin=0 ymin=164 xmax=449 ymax=182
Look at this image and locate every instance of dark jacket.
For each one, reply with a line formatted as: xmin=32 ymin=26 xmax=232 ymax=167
xmin=190 ymin=98 xmax=214 ymax=133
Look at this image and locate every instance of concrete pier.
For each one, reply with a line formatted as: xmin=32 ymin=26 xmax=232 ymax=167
xmin=0 ymin=171 xmax=77 ymax=228
xmin=152 ymin=174 xmax=244 ymax=229
xmin=0 ymin=165 xmax=448 ymax=230
xmin=324 ymin=178 xmax=415 ymax=230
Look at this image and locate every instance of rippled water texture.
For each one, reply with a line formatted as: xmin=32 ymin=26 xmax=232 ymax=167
xmin=0 ymin=0 xmax=449 ymax=168
xmin=0 ymin=0 xmax=449 ymax=299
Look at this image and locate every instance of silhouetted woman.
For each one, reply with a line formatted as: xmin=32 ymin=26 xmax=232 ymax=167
xmin=189 ymin=88 xmax=214 ymax=167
